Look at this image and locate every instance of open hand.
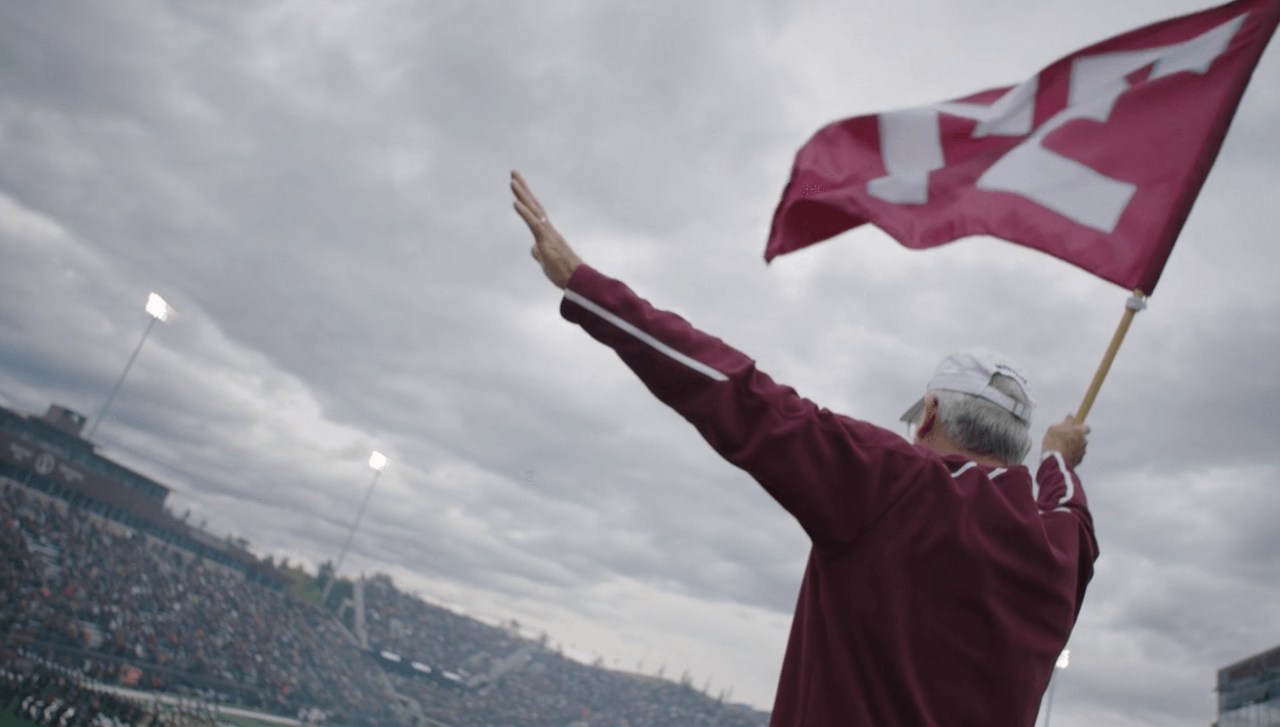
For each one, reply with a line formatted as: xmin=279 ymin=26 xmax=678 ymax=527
xmin=1042 ymin=416 xmax=1090 ymax=469
xmin=511 ymin=170 xmax=583 ymax=289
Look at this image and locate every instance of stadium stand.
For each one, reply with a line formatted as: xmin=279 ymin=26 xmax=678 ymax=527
xmin=360 ymin=576 xmax=769 ymax=726
xmin=0 ymin=400 xmax=771 ymax=726
xmin=0 ymin=648 xmax=220 ymax=726
xmin=1 ymin=482 xmax=399 ymax=725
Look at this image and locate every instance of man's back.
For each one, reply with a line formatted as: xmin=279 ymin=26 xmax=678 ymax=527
xmin=769 ymin=439 xmax=1095 ymax=726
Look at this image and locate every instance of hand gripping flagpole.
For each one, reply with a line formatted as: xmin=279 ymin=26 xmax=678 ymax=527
xmin=1074 ymin=290 xmax=1147 ymax=424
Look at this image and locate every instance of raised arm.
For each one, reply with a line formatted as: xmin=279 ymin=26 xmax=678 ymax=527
xmin=511 ymin=171 xmax=927 ymax=546
xmin=1034 ymin=415 xmax=1097 ymax=612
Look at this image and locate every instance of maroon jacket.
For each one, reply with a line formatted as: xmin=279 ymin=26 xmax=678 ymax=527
xmin=561 ymin=265 xmax=1098 ymax=726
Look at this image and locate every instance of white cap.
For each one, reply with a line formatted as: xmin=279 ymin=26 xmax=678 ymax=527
xmin=900 ymin=348 xmax=1035 ymax=425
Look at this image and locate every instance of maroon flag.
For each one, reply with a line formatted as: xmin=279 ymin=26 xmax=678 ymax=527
xmin=766 ymin=0 xmax=1280 ymax=294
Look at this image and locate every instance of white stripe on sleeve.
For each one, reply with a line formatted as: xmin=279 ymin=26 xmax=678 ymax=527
xmin=1050 ymin=451 xmax=1075 ymax=506
xmin=564 ymin=289 xmax=729 ymax=382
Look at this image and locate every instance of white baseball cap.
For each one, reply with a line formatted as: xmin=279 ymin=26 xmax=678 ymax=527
xmin=899 ymin=348 xmax=1036 ymax=425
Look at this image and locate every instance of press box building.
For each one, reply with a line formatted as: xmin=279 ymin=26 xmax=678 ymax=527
xmin=1217 ymin=644 xmax=1280 ymax=726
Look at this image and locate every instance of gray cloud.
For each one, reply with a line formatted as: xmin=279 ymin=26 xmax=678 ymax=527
xmin=1 ymin=0 xmax=1277 ymax=722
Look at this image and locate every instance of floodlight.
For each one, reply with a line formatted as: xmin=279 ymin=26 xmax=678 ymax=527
xmin=321 ymin=449 xmax=390 ymax=603
xmin=88 ymin=291 xmax=179 ymax=440
xmin=145 ymin=292 xmax=176 ymax=323
xmin=1044 ymin=648 xmax=1072 ymax=726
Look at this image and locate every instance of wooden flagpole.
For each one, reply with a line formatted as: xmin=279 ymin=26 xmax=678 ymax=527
xmin=1075 ymin=290 xmax=1147 ymax=424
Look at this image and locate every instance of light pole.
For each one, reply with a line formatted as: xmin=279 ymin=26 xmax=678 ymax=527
xmin=1042 ymin=649 xmax=1070 ymax=727
xmin=87 ymin=292 xmax=176 ymax=441
xmin=322 ymin=451 xmax=389 ymax=604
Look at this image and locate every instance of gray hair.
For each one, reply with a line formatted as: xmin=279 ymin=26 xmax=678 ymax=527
xmin=932 ymin=373 xmax=1032 ymax=465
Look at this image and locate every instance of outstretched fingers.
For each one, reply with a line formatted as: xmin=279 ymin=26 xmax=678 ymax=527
xmin=513 ymin=197 xmax=543 ymax=235
xmin=511 ymin=171 xmax=548 ymax=223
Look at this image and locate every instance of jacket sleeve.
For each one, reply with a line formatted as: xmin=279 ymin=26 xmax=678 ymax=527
xmin=1033 ymin=452 xmax=1099 ymax=614
xmin=560 ymin=265 xmax=926 ymax=547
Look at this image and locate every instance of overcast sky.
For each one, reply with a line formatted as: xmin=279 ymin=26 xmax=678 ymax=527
xmin=2 ymin=1 xmax=1278 ymax=723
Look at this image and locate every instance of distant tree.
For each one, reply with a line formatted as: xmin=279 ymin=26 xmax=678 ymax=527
xmin=323 ymin=575 xmax=354 ymax=612
xmin=280 ymin=561 xmax=325 ymax=605
xmin=317 ymin=560 xmax=336 ymax=588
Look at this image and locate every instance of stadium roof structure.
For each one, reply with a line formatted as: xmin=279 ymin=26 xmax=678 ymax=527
xmin=0 ymin=400 xmax=285 ymax=588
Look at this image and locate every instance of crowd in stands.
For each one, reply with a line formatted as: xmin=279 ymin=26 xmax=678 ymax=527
xmin=0 ymin=482 xmax=398 ymax=725
xmin=362 ymin=577 xmax=769 ymax=726
xmin=383 ymin=648 xmax=771 ymax=727
xmin=1 ymin=653 xmax=148 ymax=726
xmin=1 ymin=479 xmax=770 ymax=726
xmin=0 ymin=650 xmax=215 ymax=726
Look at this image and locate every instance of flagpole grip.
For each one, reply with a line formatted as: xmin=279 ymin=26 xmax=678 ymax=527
xmin=1075 ymin=290 xmax=1146 ymax=424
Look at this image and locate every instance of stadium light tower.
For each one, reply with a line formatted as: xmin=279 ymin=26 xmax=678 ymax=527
xmin=87 ymin=292 xmax=177 ymax=441
xmin=1041 ymin=649 xmax=1070 ymax=727
xmin=322 ymin=451 xmax=389 ymax=603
